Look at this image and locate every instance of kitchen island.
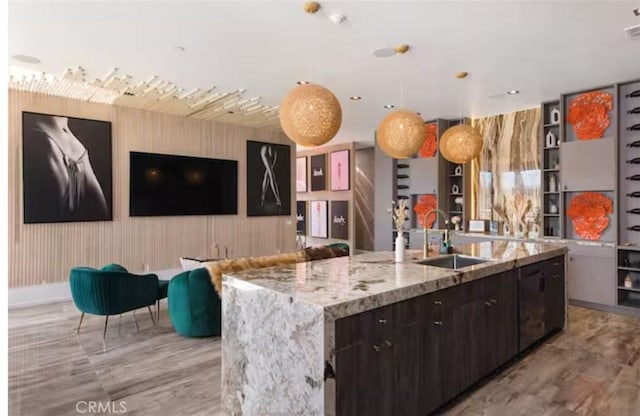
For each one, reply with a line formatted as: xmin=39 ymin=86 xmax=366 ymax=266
xmin=221 ymin=241 xmax=568 ymax=415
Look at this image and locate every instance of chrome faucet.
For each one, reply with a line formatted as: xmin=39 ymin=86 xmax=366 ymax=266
xmin=423 ymin=209 xmax=450 ymax=259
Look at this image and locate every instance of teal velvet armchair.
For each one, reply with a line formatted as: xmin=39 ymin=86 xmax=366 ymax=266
xmin=69 ymin=265 xmax=160 ymax=338
xmin=168 ymin=268 xmax=222 ymax=337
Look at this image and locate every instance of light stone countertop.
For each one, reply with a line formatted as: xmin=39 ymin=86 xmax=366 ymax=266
xmin=223 ymin=240 xmax=568 ymax=320
xmin=450 ymin=231 xmax=616 ymax=247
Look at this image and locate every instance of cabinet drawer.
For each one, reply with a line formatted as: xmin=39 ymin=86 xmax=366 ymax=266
xmin=567 ymin=254 xmax=615 ymax=306
xmin=567 ymin=244 xmax=614 ymax=258
xmin=546 ymin=256 xmax=565 ymax=278
xmin=561 ymin=138 xmax=615 ymax=191
xmin=408 ymin=157 xmax=438 ymax=195
xmin=335 ymin=304 xmax=394 ymax=349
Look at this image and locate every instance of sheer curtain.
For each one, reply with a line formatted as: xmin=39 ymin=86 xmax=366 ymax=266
xmin=474 ymin=108 xmax=541 ymax=234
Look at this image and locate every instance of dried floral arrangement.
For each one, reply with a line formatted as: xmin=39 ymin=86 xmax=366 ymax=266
xmin=567 ymin=192 xmax=613 ymax=240
xmin=567 ymin=91 xmax=613 ymax=140
xmin=392 ymin=199 xmax=409 ymax=232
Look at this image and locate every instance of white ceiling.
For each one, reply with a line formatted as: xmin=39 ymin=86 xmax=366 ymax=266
xmin=8 ymin=0 xmax=640 ymax=146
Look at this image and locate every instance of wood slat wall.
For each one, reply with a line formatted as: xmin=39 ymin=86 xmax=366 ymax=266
xmin=8 ymin=90 xmax=296 ymax=287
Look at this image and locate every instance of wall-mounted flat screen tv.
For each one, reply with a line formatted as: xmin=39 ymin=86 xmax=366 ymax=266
xmin=129 ymin=151 xmax=237 ymax=216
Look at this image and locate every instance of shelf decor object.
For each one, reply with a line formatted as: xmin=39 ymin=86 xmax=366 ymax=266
xmin=418 ymin=122 xmax=438 ymax=158
xmin=412 ymin=194 xmax=438 ymax=228
xmin=566 ymin=91 xmax=613 ymax=140
xmin=279 ymin=83 xmax=342 ymax=147
xmin=546 ymin=130 xmax=556 ymax=148
xmin=439 ymin=124 xmax=483 ymax=164
xmin=329 ymin=149 xmax=350 ymax=191
xmin=550 ymin=108 xmax=561 ymax=124
xmin=567 ymin=192 xmax=614 ymax=240
xmin=377 ymin=110 xmax=427 ymax=159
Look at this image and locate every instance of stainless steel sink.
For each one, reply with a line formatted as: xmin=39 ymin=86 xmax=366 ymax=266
xmin=416 ymin=254 xmax=489 ymax=270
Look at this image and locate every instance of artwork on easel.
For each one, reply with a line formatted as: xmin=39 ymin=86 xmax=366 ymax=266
xmin=296 ymin=156 xmax=307 ymax=192
xmin=310 ymin=154 xmax=326 ymax=191
xmin=330 ymin=200 xmax=349 ymax=240
xmin=330 ymin=150 xmax=350 ymax=191
xmin=296 ymin=201 xmax=307 ymax=234
xmin=310 ymin=200 xmax=328 ymax=238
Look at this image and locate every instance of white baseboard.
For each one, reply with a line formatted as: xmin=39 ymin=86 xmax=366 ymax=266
xmin=9 ymin=282 xmax=71 ymax=308
xmin=8 ymin=267 xmax=184 ymax=309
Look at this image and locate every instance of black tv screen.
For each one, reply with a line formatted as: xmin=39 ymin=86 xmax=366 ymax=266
xmin=129 ymin=152 xmax=237 ymax=216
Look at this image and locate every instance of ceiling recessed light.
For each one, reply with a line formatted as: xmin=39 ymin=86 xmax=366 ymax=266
xmin=506 ymin=90 xmax=520 ymax=95
xmin=12 ymin=54 xmax=40 ymax=64
xmin=384 ymin=104 xmax=395 ymax=109
xmin=350 ymin=95 xmax=362 ymax=101
xmin=329 ymin=13 xmax=347 ymax=24
xmin=634 ymin=8 xmax=640 ymax=16
xmin=372 ymin=47 xmax=397 ymax=58
xmin=297 ymin=80 xmax=310 ymax=85
xmin=171 ymin=45 xmax=185 ymax=52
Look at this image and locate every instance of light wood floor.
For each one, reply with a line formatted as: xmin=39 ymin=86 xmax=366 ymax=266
xmin=8 ymin=303 xmax=640 ymax=415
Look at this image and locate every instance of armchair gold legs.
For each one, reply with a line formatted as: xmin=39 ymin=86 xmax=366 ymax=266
xmin=76 ymin=307 xmax=155 ymax=339
xmin=147 ymin=306 xmax=156 ymax=327
xmin=76 ymin=312 xmax=85 ymax=334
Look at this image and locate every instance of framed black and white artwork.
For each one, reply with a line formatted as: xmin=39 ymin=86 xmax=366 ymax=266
xmin=22 ymin=111 xmax=112 ymax=224
xmin=330 ymin=200 xmax=349 ymax=240
xmin=296 ymin=200 xmax=307 ymax=235
xmin=310 ymin=154 xmax=326 ymax=191
xmin=246 ymin=140 xmax=291 ymax=216
xmin=310 ymin=200 xmax=328 ymax=238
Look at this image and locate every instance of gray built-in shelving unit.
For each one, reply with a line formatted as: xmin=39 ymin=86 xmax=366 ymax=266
xmin=544 ymin=79 xmax=640 ymax=315
xmin=443 ymin=119 xmax=470 ymax=227
xmin=390 ymin=118 xmax=470 ymax=250
xmin=540 ymin=100 xmax=562 ymax=238
xmin=617 ymin=79 xmax=640 ymax=310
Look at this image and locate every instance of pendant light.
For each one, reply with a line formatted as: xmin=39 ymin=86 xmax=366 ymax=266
xmin=280 ymin=83 xmax=342 ymax=147
xmin=279 ymin=3 xmax=342 ymax=147
xmin=439 ymin=72 xmax=483 ymax=164
xmin=377 ymin=45 xmax=427 ymax=159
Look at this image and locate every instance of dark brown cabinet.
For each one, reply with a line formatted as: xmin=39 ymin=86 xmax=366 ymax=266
xmin=519 ymin=255 xmax=566 ymax=351
xmin=437 ymin=270 xmax=517 ymax=403
xmin=334 ymin=299 xmax=421 ymax=416
xmin=335 ymin=256 xmax=564 ymax=416
xmin=545 ymin=256 xmax=566 ymax=332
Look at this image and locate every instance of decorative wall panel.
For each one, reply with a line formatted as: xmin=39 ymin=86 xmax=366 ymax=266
xmin=8 ymin=90 xmax=295 ymax=287
xmin=474 ymin=108 xmax=541 ymax=235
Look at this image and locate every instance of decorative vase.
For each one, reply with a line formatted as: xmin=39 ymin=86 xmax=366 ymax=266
xmin=451 ymin=184 xmax=460 ymax=194
xmin=550 ymin=201 xmax=559 ymax=214
xmin=454 ymin=165 xmax=463 ymax=176
xmin=625 ymin=274 xmax=633 ymax=288
xmin=395 ymin=235 xmax=405 ymax=263
xmin=551 ymin=108 xmax=561 ymax=125
xmin=549 ymin=174 xmax=557 ymax=192
xmin=546 ymin=130 xmax=556 ymax=148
